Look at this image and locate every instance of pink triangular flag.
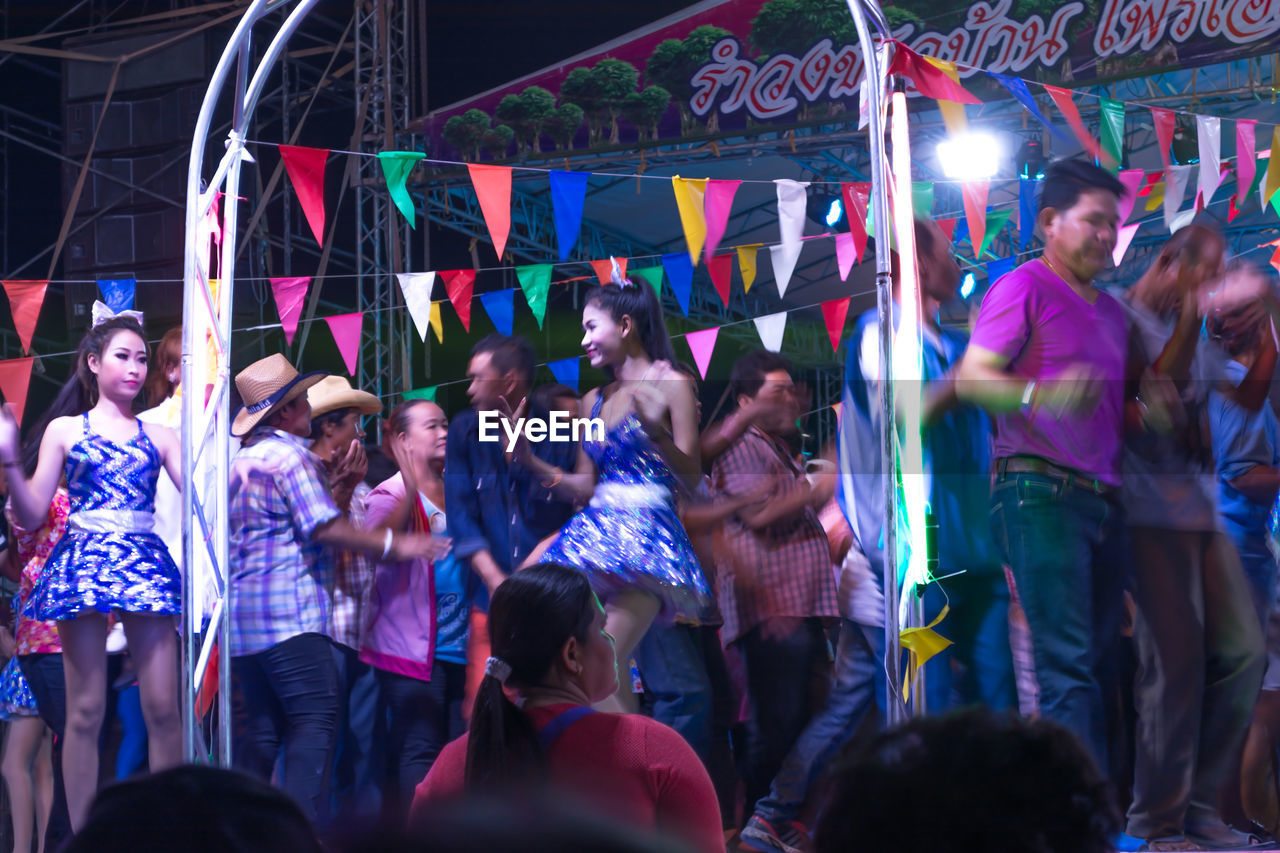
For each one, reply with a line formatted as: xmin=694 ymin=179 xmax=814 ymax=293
xmin=590 ymin=257 xmax=627 ymax=285
xmin=467 ymin=164 xmax=513 ymax=259
xmin=685 ymin=327 xmax=719 ymax=380
xmin=821 ymin=298 xmax=851 ymax=353
xmin=1112 ymin=223 xmax=1140 ymax=267
xmin=703 ymin=179 xmax=741 ymax=264
xmin=831 ymin=401 xmax=843 ymax=426
xmin=1117 ymin=169 xmax=1145 ymax=224
xmin=324 ymin=313 xmax=363 ymax=376
xmin=2 ymin=280 xmax=48 ymax=355
xmin=269 ymin=276 xmax=310 ymax=346
xmin=279 ymin=145 xmax=329 ymax=247
xmin=0 ymin=356 xmax=33 ymax=428
xmin=1151 ymin=107 xmax=1176 ymax=171
xmin=441 ymin=269 xmax=476 ymax=332
xmin=708 ymin=253 xmax=733 ymax=305
xmin=935 ymin=218 xmax=957 ymax=243
xmin=1238 ymin=119 xmax=1257 ymax=204
xmin=960 ymin=181 xmax=990 ymax=258
xmin=835 ymin=232 xmax=856 ymax=281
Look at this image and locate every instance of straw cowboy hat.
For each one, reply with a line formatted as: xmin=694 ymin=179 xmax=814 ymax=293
xmin=307 ymin=375 xmax=382 ymax=419
xmin=232 ymin=354 xmax=326 ymax=437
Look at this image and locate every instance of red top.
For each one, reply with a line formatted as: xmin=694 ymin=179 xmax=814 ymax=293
xmin=412 ymin=703 xmax=724 ymax=853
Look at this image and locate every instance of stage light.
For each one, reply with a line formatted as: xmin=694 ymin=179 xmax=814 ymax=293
xmin=824 ymin=198 xmax=843 ymax=227
xmin=960 ymin=272 xmax=976 ymax=299
xmin=1017 ymin=138 xmax=1045 ymax=179
xmin=937 ymin=131 xmax=1002 ymax=180
xmin=806 ymin=192 xmax=846 ymax=228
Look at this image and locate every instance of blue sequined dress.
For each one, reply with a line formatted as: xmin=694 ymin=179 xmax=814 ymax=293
xmin=0 ymin=591 xmax=37 ymax=719
xmin=541 ymin=394 xmax=709 ymax=622
xmin=27 ymin=414 xmax=181 ymax=620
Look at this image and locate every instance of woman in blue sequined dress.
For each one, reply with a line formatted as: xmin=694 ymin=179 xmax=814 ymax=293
xmin=0 ymin=314 xmax=184 ymax=830
xmin=517 ymin=263 xmax=709 ymax=712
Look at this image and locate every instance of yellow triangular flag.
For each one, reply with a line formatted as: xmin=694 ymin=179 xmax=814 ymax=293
xmin=429 ymin=301 xmax=444 ymax=344
xmin=736 ymin=243 xmax=761 ymax=293
xmin=923 ymin=57 xmax=967 ymax=136
xmin=1145 ymin=182 xmax=1165 ymax=211
xmin=1265 ymin=127 xmax=1280 ymax=208
xmin=899 ymin=604 xmax=953 ymax=702
xmin=671 ymin=176 xmax=708 ymax=265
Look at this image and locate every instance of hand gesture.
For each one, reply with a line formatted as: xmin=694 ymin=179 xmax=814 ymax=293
xmin=386 ymin=430 xmax=417 ymax=491
xmin=330 ymin=439 xmax=368 ymax=491
xmin=230 ymin=457 xmax=281 ymax=497
xmin=0 ymin=404 xmax=20 ymax=466
xmin=1136 ymin=369 xmax=1183 ymax=434
xmin=1034 ymin=364 xmax=1104 ymax=417
xmin=390 ymin=531 xmax=452 ymax=563
xmin=634 ymin=361 xmax=675 ymax=433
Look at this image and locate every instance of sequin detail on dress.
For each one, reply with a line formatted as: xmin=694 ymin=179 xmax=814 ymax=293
xmin=542 ymin=394 xmax=709 ymax=622
xmin=27 ymin=414 xmax=181 ymax=620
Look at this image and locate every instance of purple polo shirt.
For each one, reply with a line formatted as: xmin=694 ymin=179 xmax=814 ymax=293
xmin=970 ymin=259 xmax=1128 ymax=486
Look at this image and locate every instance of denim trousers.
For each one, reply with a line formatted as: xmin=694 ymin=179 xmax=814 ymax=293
xmin=331 ymin=642 xmax=384 ymax=820
xmin=376 ymin=659 xmax=466 ymax=818
xmin=635 ymin=623 xmax=713 ymax=761
xmin=989 ymin=471 xmax=1130 ymax=769
xmin=231 ymin=632 xmax=341 ymax=824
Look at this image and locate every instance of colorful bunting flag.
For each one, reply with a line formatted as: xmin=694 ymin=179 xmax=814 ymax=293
xmin=753 ymin=311 xmax=788 ymax=353
xmin=404 ymin=386 xmax=437 ymax=402
xmin=985 ymin=257 xmax=1015 ymax=287
xmin=887 ymin=42 xmax=981 ymax=104
xmin=1196 ymin=115 xmax=1222 ymax=208
xmin=769 ymin=242 xmax=803 ymax=299
xmin=97 ymin=278 xmax=136 ymax=313
xmin=775 ymin=179 xmax=809 ymax=265
xmin=1163 ymin=165 xmax=1193 ymax=232
xmin=549 ymin=170 xmax=589 ymax=262
xmin=1113 ymin=223 xmax=1140 ymax=266
xmin=977 ymin=207 xmax=1015 ymax=258
xmin=631 ymin=265 xmax=664 ymax=298
xmin=479 ymin=289 xmax=515 ymax=336
xmin=841 ymin=182 xmax=870 ymax=263
xmin=396 ymin=272 xmax=436 ymax=343
xmin=547 ymin=356 xmax=580 ymax=392
xmin=1098 ymin=98 xmax=1125 ymax=174
xmin=1117 ymin=169 xmax=1145 ymax=223
xmin=516 ymin=263 xmax=552 ymax=328
xmin=662 ymin=252 xmax=694 ymax=316
xmin=324 ymin=313 xmax=363 ymax=376
xmin=912 ymin=182 xmax=935 ymax=217
xmin=1150 ymin=107 xmax=1176 ymax=171
xmin=737 ymin=244 xmax=761 ymax=293
xmin=703 ymin=179 xmax=741 ymax=263
xmin=989 ymin=74 xmax=1071 ymax=147
xmin=923 ymin=56 xmax=967 ymax=136
xmin=1266 ymin=128 xmax=1280 ymax=209
xmin=835 ymin=232 xmax=856 ymax=281
xmin=671 ymin=176 xmax=708 ymax=264
xmin=441 ymin=269 xmax=476 ymax=332
xmin=270 ymin=276 xmax=310 ymax=347
xmin=708 ymin=253 xmax=733 ymax=306
xmin=589 ymin=257 xmax=627 ymax=285
xmin=467 ymin=164 xmax=513 ymax=259
xmin=1238 ymin=120 xmax=1257 ymax=205
xmin=0 ymin=356 xmax=33 ymax=428
xmin=684 ymin=328 xmax=719 ymax=380
xmin=377 ymin=151 xmax=426 ymax=228
xmin=1018 ymin=177 xmax=1039 ymax=250
xmin=1044 ymin=86 xmax=1104 ymax=163
xmin=821 ymin=298 xmax=851 ymax=353
xmin=280 ymin=145 xmax=329 ymax=246
xmin=960 ymin=182 xmax=989 ymax=259
xmin=429 ymin=302 xmax=444 ymax=344
xmin=935 ymin=218 xmax=957 ymax=243
xmin=2 ymin=280 xmax=47 ymax=354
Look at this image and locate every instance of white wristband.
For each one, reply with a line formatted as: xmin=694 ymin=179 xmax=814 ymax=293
xmin=1020 ymin=380 xmax=1038 ymax=409
xmin=381 ymin=527 xmax=394 ymax=559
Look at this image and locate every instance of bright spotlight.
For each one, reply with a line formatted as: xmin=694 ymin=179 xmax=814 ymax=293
xmin=937 ymin=132 xmax=1002 ymax=180
xmin=825 ymin=198 xmax=843 ymax=227
xmin=959 ymin=272 xmax=976 ymax=299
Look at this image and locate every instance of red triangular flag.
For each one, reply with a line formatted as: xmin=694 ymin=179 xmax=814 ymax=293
xmin=685 ymin=327 xmax=719 ymax=380
xmin=1044 ymin=86 xmax=1104 ymax=163
xmin=590 ymin=258 xmax=627 ymax=285
xmin=841 ymin=182 xmax=870 ymax=263
xmin=269 ymin=276 xmax=310 ymax=347
xmin=1229 ymin=194 xmax=1241 ymax=223
xmin=324 ymin=313 xmax=363 ymax=376
xmin=821 ymin=298 xmax=852 ymax=353
xmin=707 ymin=253 xmax=733 ymax=306
xmin=936 ymin=217 xmax=957 ymax=242
xmin=1150 ymin=107 xmax=1176 ymax=171
xmin=2 ymin=280 xmax=48 ymax=355
xmin=441 ymin=269 xmax=477 ymax=332
xmin=466 ymin=164 xmax=513 ymax=259
xmin=279 ymin=145 xmax=329 ymax=247
xmin=0 ymin=356 xmax=33 ymax=428
xmin=886 ymin=42 xmax=981 ymax=104
xmin=960 ymin=182 xmax=990 ymax=259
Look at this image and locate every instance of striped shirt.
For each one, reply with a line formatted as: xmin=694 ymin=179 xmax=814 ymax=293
xmin=229 ymin=428 xmax=340 ymax=656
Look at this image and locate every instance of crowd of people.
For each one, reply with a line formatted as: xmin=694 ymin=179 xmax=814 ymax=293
xmin=1 ymin=157 xmax=1280 ymax=852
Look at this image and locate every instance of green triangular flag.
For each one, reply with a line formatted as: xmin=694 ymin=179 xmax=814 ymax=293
xmin=515 ymin=263 xmax=553 ymax=329
xmin=1270 ymin=188 xmax=1280 ymax=218
xmin=976 ymin=207 xmax=1015 ymax=259
xmin=404 ymin=386 xmax=437 ymax=402
xmin=631 ymin=265 xmax=664 ymax=298
xmin=378 ymin=151 xmax=426 ymax=228
xmin=1099 ymin=98 xmax=1125 ymax=175
xmin=912 ymin=182 xmax=935 ymax=216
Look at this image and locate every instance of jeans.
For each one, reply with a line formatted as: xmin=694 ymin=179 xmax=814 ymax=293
xmin=377 ymin=660 xmax=466 ymax=818
xmin=754 ymin=619 xmax=884 ymax=825
xmin=115 ymin=683 xmax=148 ymax=779
xmin=231 ymin=632 xmax=341 ymax=824
xmin=738 ymin=617 xmax=832 ymax=819
xmin=989 ymin=471 xmax=1130 ymax=769
xmin=331 ymin=643 xmax=384 ymax=820
xmin=919 ymin=571 xmax=1018 ymax=712
xmin=635 ymin=623 xmax=713 ymax=761
xmin=20 ymin=653 xmax=70 ymax=851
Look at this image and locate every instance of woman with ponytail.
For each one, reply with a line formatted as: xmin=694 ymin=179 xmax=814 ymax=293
xmin=517 ymin=262 xmax=710 ymax=714
xmin=411 ymin=563 xmax=722 ymax=853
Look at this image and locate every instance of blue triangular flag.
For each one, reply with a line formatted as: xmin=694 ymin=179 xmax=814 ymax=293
xmin=1019 ymin=178 xmax=1040 ymax=251
xmin=549 ymin=171 xmax=589 ymax=263
xmin=98 ymin=278 xmax=136 ymax=313
xmin=988 ymin=73 xmax=1073 ymax=148
xmin=953 ymin=218 xmax=969 ymax=247
xmin=661 ymin=252 xmax=694 ymax=317
xmin=986 ymin=257 xmax=1016 ymax=285
xmin=478 ymin=289 xmax=515 ymax=336
xmin=547 ymin=356 xmax=579 ymax=392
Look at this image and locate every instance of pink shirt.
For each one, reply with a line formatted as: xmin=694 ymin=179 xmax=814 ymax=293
xmin=970 ymin=259 xmax=1128 ymax=486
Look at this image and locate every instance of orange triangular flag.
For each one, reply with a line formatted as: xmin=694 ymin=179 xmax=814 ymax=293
xmin=324 ymin=313 xmax=363 ymax=376
xmin=821 ymin=298 xmax=852 ymax=353
xmin=2 ymin=280 xmax=48 ymax=354
xmin=590 ymin=257 xmax=626 ymax=285
xmin=441 ymin=269 xmax=477 ymax=332
xmin=466 ymin=164 xmax=513 ymax=259
xmin=0 ymin=356 xmax=34 ymax=427
xmin=708 ymin=253 xmax=733 ymax=306
xmin=960 ymin=182 xmax=990 ymax=259
xmin=279 ymin=145 xmax=329 ymax=247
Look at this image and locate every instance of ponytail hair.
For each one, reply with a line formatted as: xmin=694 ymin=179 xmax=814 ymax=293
xmin=584 ymin=278 xmax=677 ymax=373
xmin=465 ymin=563 xmax=598 ymax=788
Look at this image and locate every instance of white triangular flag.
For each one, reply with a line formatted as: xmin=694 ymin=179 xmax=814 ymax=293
xmin=397 ymin=272 xmax=437 ymax=342
xmin=1196 ymin=115 xmax=1222 ymax=207
xmin=769 ymin=241 xmax=804 ymax=298
xmin=753 ymin=310 xmax=788 ymax=353
xmin=1163 ymin=165 xmax=1194 ymax=233
xmin=775 ymin=179 xmax=809 ymax=258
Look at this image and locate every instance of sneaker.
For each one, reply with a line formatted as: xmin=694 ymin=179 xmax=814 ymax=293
xmin=1143 ymin=837 xmax=1202 ymax=851
xmin=1185 ymin=820 xmax=1277 ymax=850
xmin=740 ymin=815 xmax=809 ymax=853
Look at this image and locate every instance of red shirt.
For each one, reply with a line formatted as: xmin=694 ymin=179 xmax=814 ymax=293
xmin=412 ymin=703 xmax=724 ymax=853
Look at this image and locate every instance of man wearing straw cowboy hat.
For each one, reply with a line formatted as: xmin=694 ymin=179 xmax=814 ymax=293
xmin=227 ymin=354 xmax=448 ymax=823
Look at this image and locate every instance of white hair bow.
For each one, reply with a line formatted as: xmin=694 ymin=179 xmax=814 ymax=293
xmin=91 ymin=300 xmax=144 ymax=328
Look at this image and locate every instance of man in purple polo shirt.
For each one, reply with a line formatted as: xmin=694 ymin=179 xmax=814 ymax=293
xmin=956 ymin=159 xmax=1131 ymax=769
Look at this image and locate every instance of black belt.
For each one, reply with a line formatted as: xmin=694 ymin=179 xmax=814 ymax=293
xmin=994 ymin=455 xmax=1116 ymax=497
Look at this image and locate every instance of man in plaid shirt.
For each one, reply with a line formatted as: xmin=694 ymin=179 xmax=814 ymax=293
xmin=227 ymin=355 xmax=444 ymax=824
xmin=710 ymin=349 xmax=838 ymax=824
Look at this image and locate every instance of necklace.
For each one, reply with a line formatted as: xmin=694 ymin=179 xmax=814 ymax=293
xmin=1040 ymin=254 xmax=1067 ymax=281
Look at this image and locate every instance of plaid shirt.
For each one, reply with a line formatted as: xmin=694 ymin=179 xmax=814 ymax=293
xmin=229 ymin=428 xmax=341 ymax=656
xmin=330 ymin=481 xmax=374 ymax=650
xmin=711 ymin=427 xmax=838 ymax=645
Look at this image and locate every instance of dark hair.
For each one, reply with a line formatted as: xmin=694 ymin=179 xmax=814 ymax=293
xmin=584 ymin=280 xmax=678 ymax=371
xmin=472 ymin=333 xmax=536 ymax=388
xmin=62 ymin=765 xmax=323 ymax=853
xmin=528 ymin=383 xmax=578 ymax=420
xmin=390 ymin=398 xmax=440 ymax=435
xmin=144 ymin=326 xmax=182 ymax=408
xmin=729 ymin=349 xmax=792 ymax=402
xmin=1155 ymin=222 xmax=1224 ymax=270
xmin=466 ymin=563 xmax=598 ymax=788
xmin=1039 ymin=158 xmax=1126 ymax=214
xmin=308 ymin=406 xmax=354 ymax=441
xmin=889 ymin=218 xmax=941 ymax=285
xmin=19 ymin=316 xmax=147 ymax=476
xmin=815 ymin=709 xmax=1119 ymax=853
